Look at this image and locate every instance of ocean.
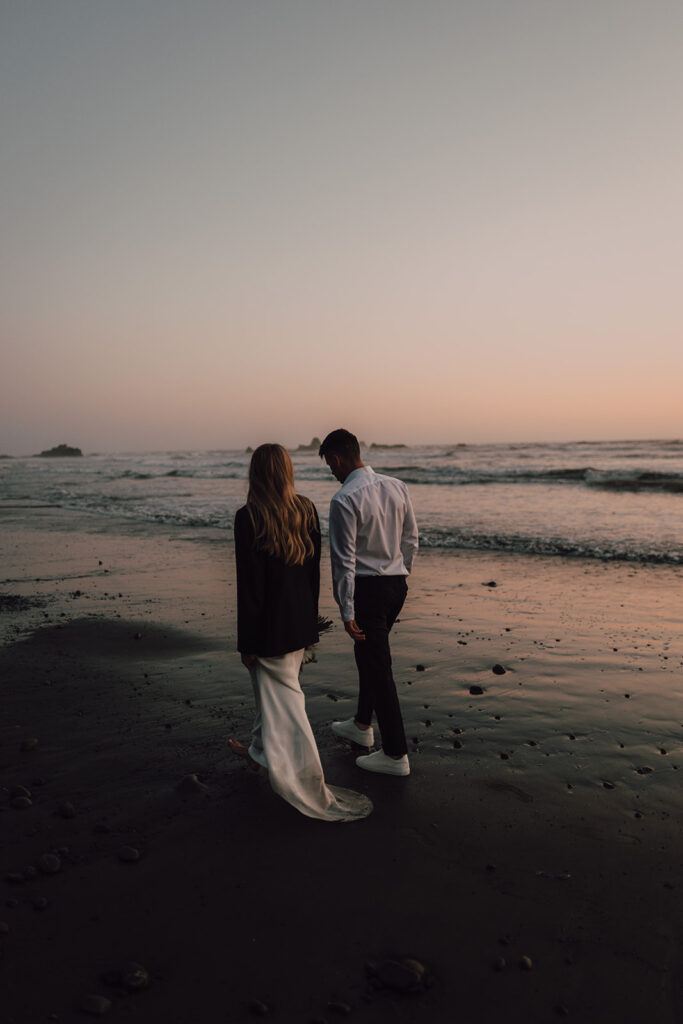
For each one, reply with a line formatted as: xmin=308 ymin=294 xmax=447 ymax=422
xmin=2 ymin=439 xmax=681 ymax=565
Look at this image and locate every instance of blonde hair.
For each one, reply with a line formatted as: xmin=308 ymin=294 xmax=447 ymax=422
xmin=246 ymin=444 xmax=317 ymax=566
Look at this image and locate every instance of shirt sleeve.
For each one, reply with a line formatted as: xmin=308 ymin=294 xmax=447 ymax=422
xmin=234 ymin=507 xmax=267 ymax=653
xmin=328 ymin=495 xmax=357 ymax=621
xmin=400 ymin=488 xmax=419 ymax=574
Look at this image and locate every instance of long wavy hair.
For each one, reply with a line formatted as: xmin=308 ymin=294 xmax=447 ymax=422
xmin=246 ymin=444 xmax=317 ymax=566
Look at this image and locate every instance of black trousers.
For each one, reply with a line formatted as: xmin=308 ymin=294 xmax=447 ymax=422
xmin=353 ymin=575 xmax=408 ymax=758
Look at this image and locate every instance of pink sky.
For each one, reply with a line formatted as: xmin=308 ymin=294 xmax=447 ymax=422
xmin=2 ymin=1 xmax=681 ymax=454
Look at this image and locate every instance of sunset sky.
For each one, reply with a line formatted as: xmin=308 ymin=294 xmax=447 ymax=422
xmin=2 ymin=0 xmax=681 ymax=455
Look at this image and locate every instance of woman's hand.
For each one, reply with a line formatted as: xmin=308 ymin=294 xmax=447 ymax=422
xmin=241 ymin=653 xmax=258 ymax=669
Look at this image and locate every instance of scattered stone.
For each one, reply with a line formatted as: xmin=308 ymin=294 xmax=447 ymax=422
xmin=118 ymin=846 xmax=141 ymax=863
xmin=20 ymin=738 xmax=38 ymax=752
xmin=500 ymin=752 xmax=510 ymax=760
xmin=326 ymin=693 xmax=339 ymax=701
xmin=453 ymin=740 xmax=462 ymax=749
xmin=636 ymin=766 xmax=653 ymax=775
xmin=10 ymin=796 xmax=33 ymax=810
xmin=416 ymin=664 xmax=425 ymax=672
xmin=602 ymin=781 xmax=615 ymax=790
xmin=80 ymin=994 xmax=112 ymax=1015
xmin=57 ymin=801 xmax=76 ymax=819
xmin=520 ymin=956 xmax=533 ymax=970
xmin=492 ymin=664 xmax=506 ymax=675
xmin=469 ymin=685 xmax=484 ymax=696
xmin=9 ymin=785 xmax=32 ymax=800
xmin=120 ymin=961 xmax=150 ymax=991
xmin=38 ymin=854 xmax=61 ymax=875
xmin=492 ymin=957 xmax=506 ymax=971
xmin=483 ymin=581 xmax=497 ymax=587
xmin=175 ymin=774 xmax=209 ymax=796
xmin=376 ymin=957 xmax=426 ymax=992
xmin=248 ymin=999 xmax=270 ymax=1016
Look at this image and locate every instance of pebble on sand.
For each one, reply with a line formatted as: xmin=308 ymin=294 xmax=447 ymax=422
xmin=120 ymin=961 xmax=150 ymax=991
xmin=469 ymin=685 xmax=485 ymax=696
xmin=375 ymin=957 xmax=427 ymax=993
xmin=81 ymin=994 xmax=112 ymax=1016
xmin=57 ymin=801 xmax=77 ymax=818
xmin=10 ymin=796 xmax=33 ymax=809
xmin=118 ymin=846 xmax=141 ymax=863
xmin=10 ymin=784 xmax=32 ymax=799
xmin=492 ymin=664 xmax=506 ymax=675
xmin=175 ymin=773 xmax=209 ymax=796
xmin=520 ymin=956 xmax=534 ymax=970
xmin=38 ymin=853 xmax=61 ymax=875
xmin=492 ymin=957 xmax=506 ymax=971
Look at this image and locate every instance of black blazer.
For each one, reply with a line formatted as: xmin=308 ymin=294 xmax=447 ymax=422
xmin=234 ymin=502 xmax=321 ymax=657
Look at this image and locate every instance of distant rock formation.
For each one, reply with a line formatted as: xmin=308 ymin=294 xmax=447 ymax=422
xmin=296 ymin=437 xmax=321 ymax=452
xmin=369 ymin=443 xmax=407 ymax=450
xmin=0 ymin=454 xmax=13 ymax=460
xmin=36 ymin=444 xmax=83 ymax=458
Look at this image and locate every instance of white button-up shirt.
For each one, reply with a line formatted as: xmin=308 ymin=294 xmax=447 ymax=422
xmin=328 ymin=466 xmax=418 ymax=621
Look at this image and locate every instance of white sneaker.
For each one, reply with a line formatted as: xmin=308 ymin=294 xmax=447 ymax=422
xmin=331 ymin=718 xmax=375 ymax=748
xmin=356 ymin=750 xmax=410 ymax=776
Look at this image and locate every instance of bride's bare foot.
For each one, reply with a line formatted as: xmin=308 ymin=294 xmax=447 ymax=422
xmin=228 ymin=738 xmax=261 ymax=771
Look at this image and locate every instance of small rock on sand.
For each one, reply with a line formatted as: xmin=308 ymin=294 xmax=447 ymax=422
xmin=492 ymin=957 xmax=506 ymax=971
xmin=38 ymin=854 xmax=61 ymax=875
xmin=175 ymin=774 xmax=209 ymax=796
xmin=118 ymin=846 xmax=141 ymax=863
xmin=57 ymin=801 xmax=76 ymax=818
xmin=492 ymin=664 xmax=506 ymax=675
xmin=10 ymin=796 xmax=32 ymax=810
xmin=327 ymin=1002 xmax=353 ymax=1015
xmin=120 ymin=961 xmax=150 ymax=991
xmin=469 ymin=685 xmax=484 ymax=696
xmin=10 ymin=785 xmax=32 ymax=799
xmin=81 ymin=994 xmax=112 ymax=1015
xmin=376 ymin=957 xmax=426 ymax=992
xmin=520 ymin=955 xmax=534 ymax=970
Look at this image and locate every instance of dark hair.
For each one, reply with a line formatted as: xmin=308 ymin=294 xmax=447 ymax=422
xmin=318 ymin=429 xmax=361 ymax=460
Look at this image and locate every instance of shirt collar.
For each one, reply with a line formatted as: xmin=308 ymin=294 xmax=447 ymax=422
xmin=342 ymin=465 xmax=374 ymax=487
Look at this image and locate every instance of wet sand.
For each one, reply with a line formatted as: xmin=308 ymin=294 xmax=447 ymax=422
xmin=2 ymin=504 xmax=683 ymax=1023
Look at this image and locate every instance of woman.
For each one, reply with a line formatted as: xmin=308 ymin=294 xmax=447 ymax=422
xmin=229 ymin=443 xmax=372 ymax=822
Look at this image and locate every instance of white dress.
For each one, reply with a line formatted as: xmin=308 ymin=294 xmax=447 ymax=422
xmin=247 ymin=649 xmax=373 ymax=822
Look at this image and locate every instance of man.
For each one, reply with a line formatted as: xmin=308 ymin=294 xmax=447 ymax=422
xmin=319 ymin=428 xmax=418 ymax=777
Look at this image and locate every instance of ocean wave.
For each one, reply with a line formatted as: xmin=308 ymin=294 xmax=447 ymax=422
xmin=584 ymin=470 xmax=683 ymax=493
xmin=373 ymin=465 xmax=683 ymax=493
xmin=418 ymin=528 xmax=681 ymax=565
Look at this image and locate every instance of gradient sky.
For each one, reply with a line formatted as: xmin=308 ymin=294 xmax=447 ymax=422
xmin=2 ymin=0 xmax=681 ymax=454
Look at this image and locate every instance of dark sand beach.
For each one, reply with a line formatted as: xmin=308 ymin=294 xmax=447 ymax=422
xmin=2 ymin=505 xmax=683 ymax=1022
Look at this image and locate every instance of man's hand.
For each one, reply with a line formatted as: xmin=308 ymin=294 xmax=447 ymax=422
xmin=344 ymin=619 xmax=366 ymax=642
xmin=241 ymin=652 xmax=258 ymax=669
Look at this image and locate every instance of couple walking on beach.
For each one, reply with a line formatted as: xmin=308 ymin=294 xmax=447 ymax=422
xmin=229 ymin=429 xmax=418 ymax=822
